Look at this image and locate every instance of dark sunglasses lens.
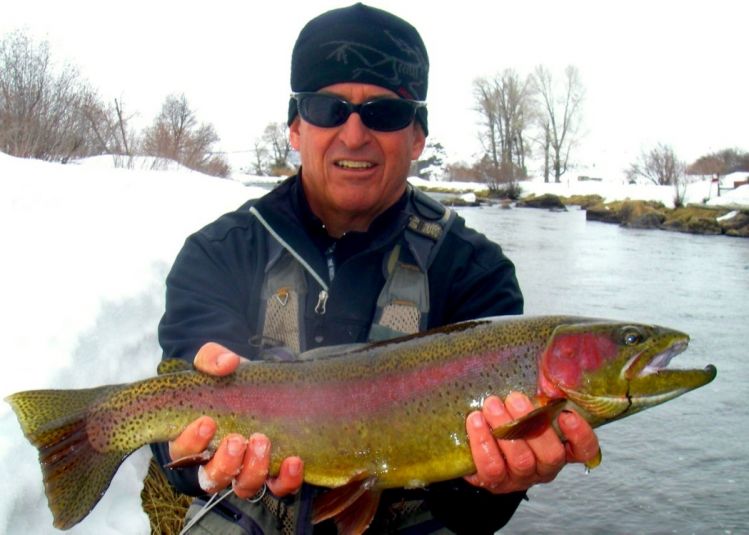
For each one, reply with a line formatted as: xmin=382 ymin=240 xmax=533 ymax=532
xmin=360 ymin=99 xmax=417 ymax=131
xmin=299 ymin=95 xmax=350 ymax=127
xmin=297 ymin=94 xmax=419 ymax=131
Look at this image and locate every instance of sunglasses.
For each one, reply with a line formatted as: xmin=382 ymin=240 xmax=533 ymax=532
xmin=291 ymin=92 xmax=426 ymax=132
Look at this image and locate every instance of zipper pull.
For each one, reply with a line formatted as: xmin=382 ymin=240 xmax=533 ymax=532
xmin=315 ymin=290 xmax=328 ymax=315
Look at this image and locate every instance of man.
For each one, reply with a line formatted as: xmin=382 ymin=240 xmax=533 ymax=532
xmin=153 ymin=4 xmax=599 ymax=533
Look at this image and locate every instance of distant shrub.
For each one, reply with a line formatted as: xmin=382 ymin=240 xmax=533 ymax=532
xmin=142 ymin=94 xmax=230 ymax=177
xmin=0 ymin=30 xmax=103 ymax=161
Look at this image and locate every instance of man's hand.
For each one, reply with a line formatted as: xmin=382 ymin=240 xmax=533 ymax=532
xmin=464 ymin=393 xmax=600 ymax=494
xmin=168 ymin=342 xmax=304 ymax=498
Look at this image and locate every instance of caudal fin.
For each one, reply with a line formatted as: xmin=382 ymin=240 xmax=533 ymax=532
xmin=6 ymin=386 xmax=127 ymax=530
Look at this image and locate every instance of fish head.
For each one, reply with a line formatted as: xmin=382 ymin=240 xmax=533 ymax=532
xmin=539 ymin=320 xmax=716 ymax=425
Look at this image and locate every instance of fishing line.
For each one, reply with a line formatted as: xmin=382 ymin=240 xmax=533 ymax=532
xmin=179 ymin=488 xmax=233 ymax=535
xmin=179 ymin=483 xmax=268 ymax=534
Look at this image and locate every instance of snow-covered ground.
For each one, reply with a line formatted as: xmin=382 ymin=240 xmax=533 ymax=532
xmin=0 ymin=153 xmax=262 ymax=534
xmin=408 ymin=174 xmax=749 ymax=209
xmin=0 ymin=153 xmax=746 ymax=534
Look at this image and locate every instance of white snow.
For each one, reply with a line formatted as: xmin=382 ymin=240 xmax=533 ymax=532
xmin=409 ymin=174 xmax=749 ymax=209
xmin=0 ymin=153 xmax=262 ymax=534
xmin=0 ymin=153 xmax=746 ymax=533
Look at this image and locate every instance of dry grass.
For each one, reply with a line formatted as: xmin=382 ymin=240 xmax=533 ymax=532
xmin=141 ymin=457 xmax=192 ymax=535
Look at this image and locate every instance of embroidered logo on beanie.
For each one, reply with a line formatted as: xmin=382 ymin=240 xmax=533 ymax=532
xmin=288 ymin=3 xmax=429 ymax=133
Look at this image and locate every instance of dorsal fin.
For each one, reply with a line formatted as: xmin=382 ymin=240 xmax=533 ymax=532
xmin=299 ymin=343 xmax=369 ymax=361
xmin=157 ymin=358 xmax=192 ymax=375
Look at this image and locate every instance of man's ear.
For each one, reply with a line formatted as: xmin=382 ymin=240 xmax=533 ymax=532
xmin=410 ymin=123 xmax=426 ymax=161
xmin=289 ymin=118 xmax=301 ymax=150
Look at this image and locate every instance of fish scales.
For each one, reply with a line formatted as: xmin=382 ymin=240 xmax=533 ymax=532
xmin=5 ymin=315 xmax=716 ymax=532
xmin=89 ymin=318 xmax=553 ymax=485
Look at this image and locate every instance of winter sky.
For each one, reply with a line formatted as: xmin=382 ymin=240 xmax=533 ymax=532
xmin=2 ymin=0 xmax=747 ymax=180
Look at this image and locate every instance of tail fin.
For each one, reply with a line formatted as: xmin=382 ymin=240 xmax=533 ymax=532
xmin=6 ymin=386 xmax=127 ymax=530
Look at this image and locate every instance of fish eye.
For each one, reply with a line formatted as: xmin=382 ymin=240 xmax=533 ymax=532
xmin=621 ymin=327 xmax=645 ymax=346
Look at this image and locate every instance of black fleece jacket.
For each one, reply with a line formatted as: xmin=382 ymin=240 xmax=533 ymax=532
xmin=152 ymin=174 xmax=525 ymax=533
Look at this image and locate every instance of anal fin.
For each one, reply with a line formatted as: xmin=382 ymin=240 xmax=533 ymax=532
xmin=313 ymin=475 xmax=380 ymax=535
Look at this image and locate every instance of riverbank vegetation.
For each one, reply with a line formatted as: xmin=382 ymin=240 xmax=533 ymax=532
xmin=519 ymin=194 xmax=749 ymax=238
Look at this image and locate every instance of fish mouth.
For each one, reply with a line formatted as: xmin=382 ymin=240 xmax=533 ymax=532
xmin=637 ymin=339 xmax=689 ymax=376
xmin=626 ymin=335 xmax=716 ymax=408
xmin=622 ymin=331 xmax=690 ymax=381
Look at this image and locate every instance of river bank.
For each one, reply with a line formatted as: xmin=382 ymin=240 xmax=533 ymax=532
xmin=409 ymin=175 xmax=749 ymax=238
xmin=518 ymin=194 xmax=749 ymax=238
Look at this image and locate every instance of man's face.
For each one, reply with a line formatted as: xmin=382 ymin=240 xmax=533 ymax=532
xmin=289 ymin=83 xmax=426 ymax=234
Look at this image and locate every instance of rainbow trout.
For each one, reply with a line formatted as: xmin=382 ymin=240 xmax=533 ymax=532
xmin=7 ymin=315 xmax=716 ymax=532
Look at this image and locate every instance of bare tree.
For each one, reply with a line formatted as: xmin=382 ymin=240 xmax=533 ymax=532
xmin=142 ymin=93 xmax=229 ymax=177
xmin=0 ymin=30 xmax=100 ymax=161
xmin=627 ymin=143 xmax=687 ymax=206
xmin=688 ymin=148 xmax=749 ymax=177
xmin=473 ymin=77 xmax=500 ymax=171
xmin=251 ymin=139 xmax=270 ymax=175
xmin=251 ymin=122 xmax=295 ymax=176
xmin=473 ymin=69 xmax=532 ymax=185
xmin=262 ymin=122 xmax=293 ymax=172
xmin=532 ymin=65 xmax=584 ymax=182
xmin=627 ymin=143 xmax=685 ymax=186
xmin=82 ymin=97 xmax=141 ymax=167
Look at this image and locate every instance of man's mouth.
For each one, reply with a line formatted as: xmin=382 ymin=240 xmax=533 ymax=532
xmin=335 ymin=160 xmax=375 ymax=169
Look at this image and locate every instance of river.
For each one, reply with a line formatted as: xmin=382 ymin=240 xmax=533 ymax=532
xmin=456 ymin=205 xmax=748 ymax=534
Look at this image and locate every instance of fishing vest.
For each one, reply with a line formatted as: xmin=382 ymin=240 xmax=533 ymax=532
xmin=251 ymin=188 xmax=455 ymax=355
xmin=182 ymin=190 xmax=456 ymax=535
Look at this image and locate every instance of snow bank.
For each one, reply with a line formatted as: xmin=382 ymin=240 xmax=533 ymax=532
xmin=0 ymin=153 xmax=262 ymax=534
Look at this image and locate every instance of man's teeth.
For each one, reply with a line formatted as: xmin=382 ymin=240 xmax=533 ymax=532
xmin=336 ymin=160 xmax=374 ymax=169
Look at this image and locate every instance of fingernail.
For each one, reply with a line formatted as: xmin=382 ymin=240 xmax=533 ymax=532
xmin=227 ymin=437 xmax=245 ymax=457
xmin=216 ymin=351 xmax=235 ymax=368
xmin=287 ymin=458 xmax=301 ymax=477
xmin=252 ymin=435 xmax=269 ymax=457
xmin=560 ymin=411 xmax=579 ymax=429
xmin=469 ymin=412 xmax=485 ymax=429
xmin=198 ymin=421 xmax=214 ymax=439
xmin=485 ymin=396 xmax=504 ymax=417
xmin=508 ymin=393 xmax=530 ymax=411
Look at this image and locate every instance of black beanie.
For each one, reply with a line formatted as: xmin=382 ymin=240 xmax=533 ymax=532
xmin=288 ymin=3 xmax=429 ymax=134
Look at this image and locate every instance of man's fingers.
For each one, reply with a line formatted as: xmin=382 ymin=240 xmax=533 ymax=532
xmin=465 ymin=408 xmax=508 ymax=488
xmin=194 ymin=342 xmax=242 ymax=376
xmin=503 ymin=393 xmax=565 ymax=482
xmin=267 ymin=457 xmax=304 ymax=498
xmin=493 ymin=394 xmax=538 ymax=481
xmin=198 ymin=434 xmax=248 ymax=494
xmin=559 ymin=410 xmax=600 ymax=465
xmin=233 ymin=433 xmax=271 ymax=499
xmin=168 ymin=415 xmax=216 ymax=462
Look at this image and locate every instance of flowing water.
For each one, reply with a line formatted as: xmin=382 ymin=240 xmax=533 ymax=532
xmin=456 ymin=205 xmax=748 ymax=534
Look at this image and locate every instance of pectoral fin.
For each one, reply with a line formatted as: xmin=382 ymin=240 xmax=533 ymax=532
xmin=490 ymin=398 xmax=567 ymax=440
xmin=163 ymin=448 xmax=215 ymax=469
xmin=312 ymin=475 xmax=381 ymax=535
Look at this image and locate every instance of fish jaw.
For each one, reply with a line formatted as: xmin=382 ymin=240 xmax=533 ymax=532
xmin=541 ymin=321 xmax=717 ymax=426
xmin=624 ymin=364 xmax=717 ymax=416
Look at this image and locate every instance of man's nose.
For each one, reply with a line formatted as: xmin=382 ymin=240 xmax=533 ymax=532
xmin=337 ymin=111 xmax=371 ymax=148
